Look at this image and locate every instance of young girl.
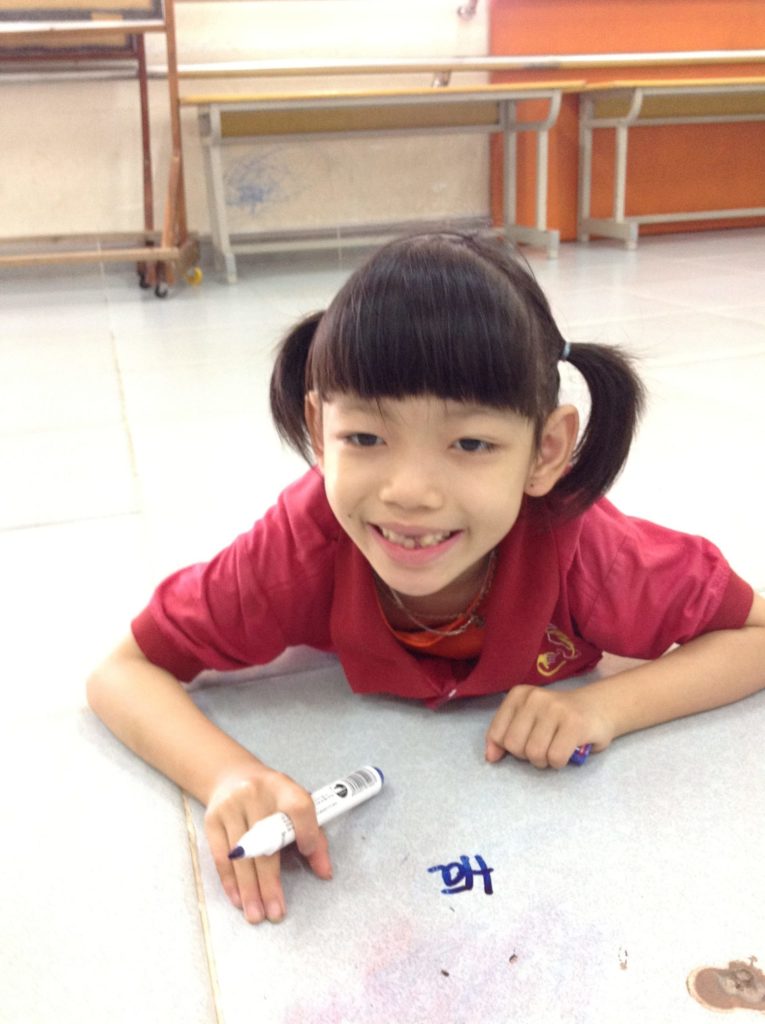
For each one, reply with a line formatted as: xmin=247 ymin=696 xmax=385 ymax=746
xmin=88 ymin=231 xmax=765 ymax=927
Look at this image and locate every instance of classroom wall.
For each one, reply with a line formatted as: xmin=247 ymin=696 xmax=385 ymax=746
xmin=489 ymin=0 xmax=765 ymax=239
xmin=0 ymin=1 xmax=489 ymax=239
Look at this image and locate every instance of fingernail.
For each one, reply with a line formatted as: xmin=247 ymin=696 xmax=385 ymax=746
xmin=245 ymin=901 xmax=265 ymax=924
xmin=266 ymin=899 xmax=284 ymax=922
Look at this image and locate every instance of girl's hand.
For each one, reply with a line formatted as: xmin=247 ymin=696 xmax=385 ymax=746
xmin=485 ymin=684 xmax=616 ymax=770
xmin=203 ymin=764 xmax=333 ymax=925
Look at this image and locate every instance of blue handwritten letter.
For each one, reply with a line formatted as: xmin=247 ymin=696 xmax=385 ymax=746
xmin=428 ymin=855 xmax=494 ymax=895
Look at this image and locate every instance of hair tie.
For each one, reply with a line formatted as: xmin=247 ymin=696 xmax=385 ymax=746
xmin=560 ymin=341 xmax=572 ymax=362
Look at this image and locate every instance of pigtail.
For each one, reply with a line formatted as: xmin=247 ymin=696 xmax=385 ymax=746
xmin=553 ymin=342 xmax=646 ymax=515
xmin=269 ymin=311 xmax=324 ymax=461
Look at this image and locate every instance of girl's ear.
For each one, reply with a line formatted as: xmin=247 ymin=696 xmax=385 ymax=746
xmin=305 ymin=391 xmax=324 ymax=469
xmin=524 ymin=404 xmax=579 ymax=497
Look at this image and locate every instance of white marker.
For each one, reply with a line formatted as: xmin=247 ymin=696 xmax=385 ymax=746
xmin=228 ymin=766 xmax=384 ymax=860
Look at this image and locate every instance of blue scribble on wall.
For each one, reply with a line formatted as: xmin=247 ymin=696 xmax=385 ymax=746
xmin=428 ymin=855 xmax=494 ymax=895
xmin=225 ymin=151 xmax=285 ymax=215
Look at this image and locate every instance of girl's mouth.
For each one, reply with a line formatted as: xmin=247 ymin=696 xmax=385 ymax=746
xmin=376 ymin=526 xmax=455 ymax=550
xmin=369 ymin=524 xmax=463 ymax=568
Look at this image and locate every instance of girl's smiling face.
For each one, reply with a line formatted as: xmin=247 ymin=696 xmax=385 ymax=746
xmin=307 ymin=393 xmax=577 ymax=613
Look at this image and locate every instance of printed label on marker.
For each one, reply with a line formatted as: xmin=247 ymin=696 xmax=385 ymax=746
xmin=314 ymin=767 xmax=380 ymax=812
xmin=342 ymin=768 xmax=380 ymax=796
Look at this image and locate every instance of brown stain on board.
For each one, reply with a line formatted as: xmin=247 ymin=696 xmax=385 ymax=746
xmin=687 ymin=958 xmax=765 ymax=1014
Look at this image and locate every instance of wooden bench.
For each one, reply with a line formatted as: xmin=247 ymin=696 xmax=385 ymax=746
xmin=578 ymin=76 xmax=765 ymax=248
xmin=180 ymin=81 xmax=584 ymax=282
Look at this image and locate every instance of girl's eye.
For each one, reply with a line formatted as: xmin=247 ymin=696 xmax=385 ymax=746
xmin=346 ymin=432 xmax=383 ymax=447
xmin=455 ymin=438 xmax=494 ymax=453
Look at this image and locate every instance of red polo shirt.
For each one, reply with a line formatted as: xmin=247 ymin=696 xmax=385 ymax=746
xmin=132 ymin=468 xmax=752 ymax=707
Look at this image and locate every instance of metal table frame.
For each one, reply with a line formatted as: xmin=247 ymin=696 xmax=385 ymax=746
xmin=183 ymin=82 xmax=583 ymax=283
xmin=578 ymin=77 xmax=765 ymax=248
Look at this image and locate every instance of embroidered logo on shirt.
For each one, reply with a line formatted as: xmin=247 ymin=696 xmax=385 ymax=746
xmin=536 ymin=624 xmax=580 ymax=678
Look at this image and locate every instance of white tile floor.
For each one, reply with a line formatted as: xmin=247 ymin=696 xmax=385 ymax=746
xmin=2 ymin=229 xmax=765 ymax=1023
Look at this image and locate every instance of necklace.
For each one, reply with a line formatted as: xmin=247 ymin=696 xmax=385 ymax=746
xmin=382 ymin=550 xmax=497 ymax=637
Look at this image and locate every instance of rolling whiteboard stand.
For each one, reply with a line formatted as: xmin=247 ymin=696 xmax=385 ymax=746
xmin=186 ymin=81 xmax=582 ymax=283
xmin=578 ymin=77 xmax=765 ymax=249
xmin=0 ymin=0 xmax=199 ymax=294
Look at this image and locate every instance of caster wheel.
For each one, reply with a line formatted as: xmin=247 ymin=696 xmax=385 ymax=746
xmin=154 ymin=283 xmax=168 ymax=298
xmin=138 ymin=272 xmax=151 ymax=290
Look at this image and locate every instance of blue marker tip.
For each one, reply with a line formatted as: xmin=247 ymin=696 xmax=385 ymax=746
xmin=228 ymin=846 xmax=245 ymax=860
xmin=569 ymin=744 xmax=592 ymax=766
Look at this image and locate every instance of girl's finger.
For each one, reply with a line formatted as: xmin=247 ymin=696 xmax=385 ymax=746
xmin=223 ymin=809 xmax=275 ymax=923
xmin=485 ymin=736 xmax=507 ymax=763
xmin=230 ymin=855 xmax=270 ymax=924
xmin=278 ymin=788 xmax=324 ymax=861
xmin=485 ymin=688 xmax=527 ymax=756
xmin=305 ymin=828 xmax=334 ymax=880
xmin=523 ymin=716 xmax=559 ymax=769
xmin=206 ymin=806 xmax=270 ymax=922
xmin=205 ymin=814 xmax=250 ymax=912
xmin=548 ymin=729 xmax=587 ymax=770
xmin=248 ymin=853 xmax=285 ymax=923
xmin=495 ymin=698 xmax=538 ymax=761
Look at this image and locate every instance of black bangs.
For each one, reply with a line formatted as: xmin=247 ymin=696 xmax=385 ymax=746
xmin=268 ymin=234 xmax=647 ymax=516
xmin=306 ymin=234 xmax=555 ymax=421
xmin=271 ymin=230 xmax=645 ymax=516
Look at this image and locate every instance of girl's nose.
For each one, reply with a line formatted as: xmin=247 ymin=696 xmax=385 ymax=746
xmin=379 ymin=460 xmax=444 ymax=510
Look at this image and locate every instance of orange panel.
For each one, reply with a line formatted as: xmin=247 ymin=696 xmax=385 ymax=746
xmin=490 ymin=0 xmax=765 ymax=55
xmin=489 ymin=1 xmax=765 ymax=239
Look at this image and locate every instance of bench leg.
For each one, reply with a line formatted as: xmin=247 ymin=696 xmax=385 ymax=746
xmin=577 ymin=97 xmax=593 ymax=242
xmin=580 ymin=119 xmax=638 ymax=249
xmin=614 ymin=124 xmax=628 ymax=222
xmin=503 ymin=98 xmax=559 ymax=258
xmin=503 ymin=101 xmax=518 ymax=234
xmin=199 ymin=107 xmax=239 ymax=283
xmin=535 ymin=128 xmax=558 ymax=258
xmin=613 ymin=123 xmax=638 ymax=249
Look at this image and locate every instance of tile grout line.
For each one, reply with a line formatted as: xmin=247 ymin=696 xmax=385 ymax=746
xmin=0 ymin=508 xmax=143 ymax=535
xmin=110 ymin=328 xmax=142 ymax=495
xmin=103 ymin=272 xmax=143 ymax=505
xmin=182 ymin=791 xmax=227 ymax=1024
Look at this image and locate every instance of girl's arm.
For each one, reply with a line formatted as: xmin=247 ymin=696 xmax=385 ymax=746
xmin=87 ymin=635 xmax=333 ymax=923
xmin=486 ymin=591 xmax=765 ymax=770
